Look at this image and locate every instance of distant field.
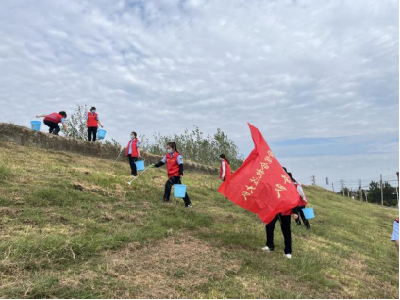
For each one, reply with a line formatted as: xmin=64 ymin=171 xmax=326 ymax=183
xmin=0 ymin=141 xmax=398 ymax=298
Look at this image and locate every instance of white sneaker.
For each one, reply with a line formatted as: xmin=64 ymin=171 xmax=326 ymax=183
xmin=186 ymin=204 xmax=193 ymax=208
xmin=261 ymin=246 xmax=272 ymax=252
xmin=284 ymin=254 xmax=292 ymax=259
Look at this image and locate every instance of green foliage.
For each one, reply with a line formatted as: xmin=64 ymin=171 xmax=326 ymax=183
xmin=62 ymin=104 xmax=88 ymax=140
xmin=141 ymin=127 xmax=244 ymax=170
xmin=367 ymin=180 xmax=398 ymax=206
xmin=103 ymin=138 xmax=122 ymax=148
xmin=0 ymin=163 xmax=12 ymax=182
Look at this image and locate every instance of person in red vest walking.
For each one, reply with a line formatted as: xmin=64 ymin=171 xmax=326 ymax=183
xmin=36 ymin=111 xmax=68 ymax=135
xmin=219 ymin=154 xmax=232 ymax=181
xmin=149 ymin=142 xmax=192 ymax=207
xmin=85 ymin=107 xmax=103 ymax=142
xmin=126 ymin=131 xmax=141 ymax=177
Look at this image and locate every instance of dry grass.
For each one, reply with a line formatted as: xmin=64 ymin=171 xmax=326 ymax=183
xmin=100 ymin=234 xmax=241 ymax=298
xmin=0 ymin=141 xmax=398 ymax=298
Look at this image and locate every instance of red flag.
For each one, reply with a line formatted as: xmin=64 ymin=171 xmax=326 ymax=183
xmin=218 ymin=123 xmax=299 ymax=224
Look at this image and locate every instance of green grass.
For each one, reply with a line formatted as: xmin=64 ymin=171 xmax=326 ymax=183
xmin=0 ymin=141 xmax=398 ymax=298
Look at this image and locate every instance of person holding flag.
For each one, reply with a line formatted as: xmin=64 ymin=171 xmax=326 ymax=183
xmin=262 ymin=208 xmax=297 ymax=258
xmin=219 ymin=154 xmax=232 ymax=181
xmin=218 ymin=123 xmax=300 ymax=258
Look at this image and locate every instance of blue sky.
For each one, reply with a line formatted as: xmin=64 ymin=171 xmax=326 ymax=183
xmin=0 ymin=0 xmax=398 ymax=189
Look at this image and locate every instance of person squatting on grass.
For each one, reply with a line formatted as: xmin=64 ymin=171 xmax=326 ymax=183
xmin=219 ymin=154 xmax=231 ymax=182
xmin=85 ymin=106 xmax=103 ymax=142
xmin=392 ymin=217 xmax=399 ymax=251
xmin=126 ymin=131 xmax=141 ymax=177
xmin=36 ymin=111 xmax=68 ymax=135
xmin=283 ymin=167 xmax=310 ymax=229
xmin=149 ymin=142 xmax=192 ymax=208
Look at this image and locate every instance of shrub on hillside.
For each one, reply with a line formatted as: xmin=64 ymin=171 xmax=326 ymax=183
xmin=141 ymin=127 xmax=243 ymax=170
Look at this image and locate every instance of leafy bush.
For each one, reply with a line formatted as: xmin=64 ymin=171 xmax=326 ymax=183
xmin=141 ymin=127 xmax=243 ymax=170
xmin=62 ymin=104 xmax=88 ymax=140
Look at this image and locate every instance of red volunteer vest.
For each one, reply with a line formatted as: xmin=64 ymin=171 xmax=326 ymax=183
xmin=220 ymin=159 xmax=232 ymax=179
xmin=166 ymin=151 xmax=180 ymax=178
xmin=44 ymin=112 xmax=63 ymax=124
xmin=87 ymin=112 xmax=98 ymax=127
xmin=126 ymin=139 xmax=139 ymax=157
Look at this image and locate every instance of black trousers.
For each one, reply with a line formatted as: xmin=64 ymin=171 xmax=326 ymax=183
xmin=265 ymin=214 xmax=292 ymax=254
xmin=43 ymin=120 xmax=60 ymax=135
xmin=295 ymin=205 xmax=311 ymax=229
xmin=88 ymin=126 xmax=98 ymax=141
xmin=128 ymin=156 xmax=138 ymax=176
xmin=164 ymin=176 xmax=191 ymax=207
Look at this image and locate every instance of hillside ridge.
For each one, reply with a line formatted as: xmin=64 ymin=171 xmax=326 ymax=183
xmin=0 ymin=141 xmax=398 ymax=298
xmin=0 ymin=122 xmax=218 ymax=175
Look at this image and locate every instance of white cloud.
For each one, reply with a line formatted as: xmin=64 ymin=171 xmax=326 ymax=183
xmin=0 ymin=0 xmax=398 ymax=185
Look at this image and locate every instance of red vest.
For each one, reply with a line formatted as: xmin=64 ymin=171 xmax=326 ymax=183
xmin=166 ymin=151 xmax=180 ymax=178
xmin=126 ymin=139 xmax=139 ymax=157
xmin=220 ymin=159 xmax=232 ymax=179
xmin=294 ymin=182 xmax=307 ymax=206
xmin=87 ymin=112 xmax=98 ymax=127
xmin=44 ymin=112 xmax=63 ymax=124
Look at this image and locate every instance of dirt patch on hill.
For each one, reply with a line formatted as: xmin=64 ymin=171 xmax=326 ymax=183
xmin=100 ymin=234 xmax=241 ymax=298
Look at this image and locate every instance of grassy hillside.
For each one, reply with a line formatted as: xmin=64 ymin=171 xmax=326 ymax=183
xmin=0 ymin=141 xmax=398 ymax=299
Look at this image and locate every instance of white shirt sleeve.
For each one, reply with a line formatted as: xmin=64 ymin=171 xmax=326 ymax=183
xmin=222 ymin=161 xmax=226 ymax=177
xmin=297 ymin=184 xmax=307 ymax=201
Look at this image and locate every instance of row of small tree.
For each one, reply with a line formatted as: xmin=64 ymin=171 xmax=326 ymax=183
xmin=63 ymin=105 xmax=244 ymax=170
xmin=341 ymin=181 xmax=398 ymax=207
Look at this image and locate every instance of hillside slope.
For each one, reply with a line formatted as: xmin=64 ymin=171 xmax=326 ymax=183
xmin=0 ymin=141 xmax=398 ymax=298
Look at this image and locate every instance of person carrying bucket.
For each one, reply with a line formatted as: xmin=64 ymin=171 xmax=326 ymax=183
xmin=283 ymin=167 xmax=311 ymax=229
xmin=149 ymin=142 xmax=192 ymax=208
xmin=126 ymin=131 xmax=141 ymax=177
xmin=219 ymin=154 xmax=231 ymax=181
xmin=85 ymin=106 xmax=103 ymax=142
xmin=36 ymin=111 xmax=68 ymax=135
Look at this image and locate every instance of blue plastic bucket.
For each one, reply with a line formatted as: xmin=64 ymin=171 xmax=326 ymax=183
xmin=135 ymin=160 xmax=145 ymax=171
xmin=302 ymin=207 xmax=315 ymax=220
xmin=97 ymin=129 xmax=106 ymax=140
xmin=174 ymin=184 xmax=187 ymax=198
xmin=30 ymin=121 xmax=41 ymax=131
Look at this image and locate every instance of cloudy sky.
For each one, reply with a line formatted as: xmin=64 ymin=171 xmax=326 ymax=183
xmin=0 ymin=0 xmax=398 ymax=189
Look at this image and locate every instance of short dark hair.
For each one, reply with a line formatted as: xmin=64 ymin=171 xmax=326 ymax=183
xmin=220 ymin=154 xmax=230 ymax=165
xmin=283 ymin=167 xmax=296 ymax=182
xmin=131 ymin=131 xmax=137 ymax=137
xmin=90 ymin=106 xmax=96 ymax=111
xmin=59 ymin=111 xmax=67 ymax=118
